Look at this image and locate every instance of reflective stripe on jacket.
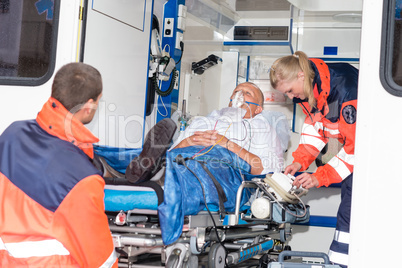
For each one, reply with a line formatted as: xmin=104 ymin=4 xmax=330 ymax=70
xmin=292 ymin=59 xmax=358 ymax=187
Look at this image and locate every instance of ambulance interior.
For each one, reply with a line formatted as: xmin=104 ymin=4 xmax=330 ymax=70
xmin=90 ymin=0 xmax=362 ymax=266
xmin=145 ymin=0 xmax=361 ymax=260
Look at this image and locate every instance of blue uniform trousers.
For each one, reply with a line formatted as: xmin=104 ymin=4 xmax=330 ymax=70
xmin=329 ymin=174 xmax=353 ymax=268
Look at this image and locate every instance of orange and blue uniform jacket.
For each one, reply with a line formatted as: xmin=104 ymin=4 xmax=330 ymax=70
xmin=292 ymin=59 xmax=358 ymax=187
xmin=0 ymin=97 xmax=118 ymax=267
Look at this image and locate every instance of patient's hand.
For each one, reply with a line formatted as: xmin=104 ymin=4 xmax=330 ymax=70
xmin=191 ymin=130 xmax=227 ymax=147
xmin=173 ymin=130 xmax=228 ymax=148
xmin=174 ymin=130 xmax=263 ymax=175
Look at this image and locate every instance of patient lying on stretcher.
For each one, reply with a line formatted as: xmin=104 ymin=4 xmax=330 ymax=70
xmin=97 ymin=82 xmax=289 ymax=245
xmin=170 ymin=82 xmax=284 ymax=175
xmin=96 ymin=82 xmax=285 ymax=184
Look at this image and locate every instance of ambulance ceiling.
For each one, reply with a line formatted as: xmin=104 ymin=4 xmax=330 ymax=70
xmin=186 ymin=0 xmax=363 ymax=31
xmin=185 ymin=0 xmax=363 ymax=55
xmin=186 ymin=0 xmax=291 ymax=34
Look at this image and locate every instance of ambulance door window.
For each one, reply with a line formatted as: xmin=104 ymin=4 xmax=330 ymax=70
xmin=0 ymin=0 xmax=59 ymax=86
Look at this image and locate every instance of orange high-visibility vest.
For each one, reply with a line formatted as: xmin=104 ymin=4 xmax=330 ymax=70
xmin=292 ymin=59 xmax=358 ymax=187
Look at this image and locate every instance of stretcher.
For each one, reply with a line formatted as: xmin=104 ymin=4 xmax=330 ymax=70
xmin=98 ymin=112 xmax=306 ymax=267
xmin=105 ymin=177 xmax=305 ymax=267
xmin=101 ymin=154 xmax=309 ymax=268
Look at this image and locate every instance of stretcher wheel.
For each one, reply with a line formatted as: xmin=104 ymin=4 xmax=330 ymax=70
xmin=166 ymin=253 xmax=180 ymax=268
xmin=186 ymin=255 xmax=198 ymax=268
xmin=208 ymin=243 xmax=226 ymax=268
xmin=280 ymin=225 xmax=291 ymax=242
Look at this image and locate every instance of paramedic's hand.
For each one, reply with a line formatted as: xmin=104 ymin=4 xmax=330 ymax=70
xmin=284 ymin=162 xmax=302 ymax=176
xmin=293 ymin=173 xmax=319 ymax=189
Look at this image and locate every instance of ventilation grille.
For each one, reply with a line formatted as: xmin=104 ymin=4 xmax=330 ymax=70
xmin=234 ymin=26 xmax=289 ymax=41
xmin=235 ymin=0 xmax=290 ymax=11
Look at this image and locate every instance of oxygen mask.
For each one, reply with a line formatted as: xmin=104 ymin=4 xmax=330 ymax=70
xmin=231 ymin=90 xmax=244 ymax=108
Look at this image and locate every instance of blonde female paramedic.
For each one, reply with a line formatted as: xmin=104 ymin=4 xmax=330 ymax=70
xmin=269 ymin=51 xmax=358 ymax=268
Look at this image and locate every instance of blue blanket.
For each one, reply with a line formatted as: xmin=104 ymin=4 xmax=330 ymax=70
xmin=95 ymin=145 xmax=256 ymax=246
xmin=158 ymin=146 xmax=253 ymax=245
xmin=94 ymin=145 xmax=141 ymax=174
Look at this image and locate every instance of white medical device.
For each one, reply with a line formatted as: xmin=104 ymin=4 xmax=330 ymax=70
xmin=265 ymin=172 xmax=308 ymax=202
xmin=250 ymin=172 xmax=308 ymax=219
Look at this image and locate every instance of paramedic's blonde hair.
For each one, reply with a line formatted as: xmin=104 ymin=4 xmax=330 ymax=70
xmin=270 ymin=51 xmax=316 ymax=108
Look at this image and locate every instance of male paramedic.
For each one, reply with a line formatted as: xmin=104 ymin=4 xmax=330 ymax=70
xmin=0 ymin=63 xmax=118 ymax=267
xmin=171 ymin=82 xmax=284 ymax=175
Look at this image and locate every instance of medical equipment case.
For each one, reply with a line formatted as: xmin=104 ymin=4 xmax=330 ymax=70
xmin=268 ymin=251 xmax=341 ymax=268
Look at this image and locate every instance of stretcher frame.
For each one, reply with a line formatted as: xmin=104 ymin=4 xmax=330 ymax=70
xmin=106 ymin=179 xmax=295 ymax=268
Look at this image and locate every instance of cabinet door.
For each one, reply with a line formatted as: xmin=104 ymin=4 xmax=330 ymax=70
xmin=92 ymin=0 xmax=146 ymax=31
xmin=84 ymin=0 xmax=153 ymax=148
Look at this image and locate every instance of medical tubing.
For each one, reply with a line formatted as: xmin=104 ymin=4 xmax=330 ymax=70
xmin=244 ymin=119 xmax=252 ymax=151
xmin=244 ymin=103 xmax=253 ymax=151
xmin=276 ymin=194 xmax=307 ymax=219
xmin=175 ymin=41 xmax=184 ymax=64
xmin=224 ymin=145 xmax=249 ymax=200
xmin=152 ymin=67 xmax=178 ymax=97
xmin=264 ymin=177 xmax=308 ymax=218
xmin=224 ymin=141 xmax=247 ymax=184
xmin=190 ymin=121 xmax=220 ymax=158
xmin=229 ymin=120 xmax=248 ymax=142
xmin=193 ymin=123 xmax=232 ymax=159
xmin=191 ymin=145 xmax=206 ymax=158
xmin=193 ymin=157 xmax=249 ymax=174
xmin=157 ymin=95 xmax=168 ymax=117
xmin=174 ymin=154 xmax=229 ymax=268
xmin=192 ymin=137 xmax=224 ymax=159
xmin=196 ymin=160 xmax=227 ymax=214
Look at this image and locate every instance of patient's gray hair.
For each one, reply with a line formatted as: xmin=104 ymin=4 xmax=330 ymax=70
xmin=240 ymin=82 xmax=264 ymax=107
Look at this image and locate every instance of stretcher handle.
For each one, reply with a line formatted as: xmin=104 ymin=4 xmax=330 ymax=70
xmin=278 ymin=251 xmax=331 ymax=264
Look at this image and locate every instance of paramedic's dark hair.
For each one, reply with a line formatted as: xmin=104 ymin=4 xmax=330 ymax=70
xmin=51 ymin=62 xmax=102 ymax=111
